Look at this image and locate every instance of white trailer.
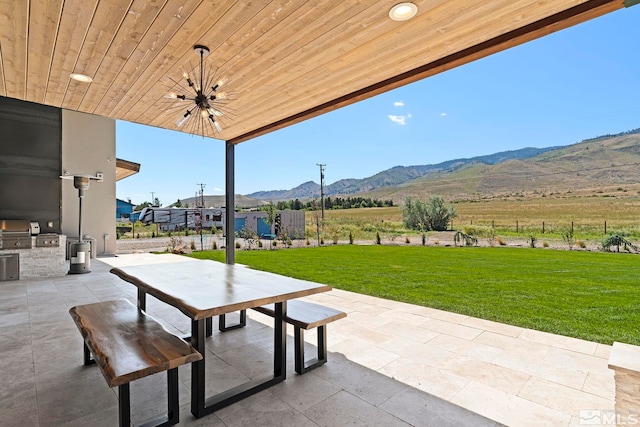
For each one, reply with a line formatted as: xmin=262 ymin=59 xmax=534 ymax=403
xmin=138 ymin=208 xmax=305 ymax=238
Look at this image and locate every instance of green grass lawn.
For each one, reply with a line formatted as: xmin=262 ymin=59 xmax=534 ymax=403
xmin=188 ymin=246 xmax=640 ymax=346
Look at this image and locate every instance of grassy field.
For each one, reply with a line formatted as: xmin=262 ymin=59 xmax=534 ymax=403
xmin=189 ymin=245 xmax=640 ymax=346
xmin=311 ymin=193 xmax=640 ymax=243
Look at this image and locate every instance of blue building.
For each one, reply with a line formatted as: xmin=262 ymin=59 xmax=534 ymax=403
xmin=116 ymin=198 xmax=139 ymax=222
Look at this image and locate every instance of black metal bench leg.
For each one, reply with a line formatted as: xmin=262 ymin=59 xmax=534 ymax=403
xmin=294 ymin=325 xmax=328 ymax=375
xmin=164 ymin=367 xmax=179 ymax=426
xmin=218 ymin=310 xmax=247 ymax=332
xmin=83 ymin=342 xmax=96 ymax=366
xmin=206 ymin=317 xmax=213 ymax=337
xmin=118 ymin=383 xmax=131 ymax=427
xmin=131 ymin=368 xmax=180 ymax=427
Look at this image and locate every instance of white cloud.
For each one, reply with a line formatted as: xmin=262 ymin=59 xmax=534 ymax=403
xmin=388 ymin=114 xmax=408 ymax=125
xmin=394 ymin=101 xmax=404 ymax=107
xmin=440 ymin=112 xmax=447 ymax=117
xmin=213 ymin=187 xmax=222 ymax=192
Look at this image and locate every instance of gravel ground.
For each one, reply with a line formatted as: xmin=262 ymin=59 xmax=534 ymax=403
xmin=116 ymin=232 xmax=599 ymax=254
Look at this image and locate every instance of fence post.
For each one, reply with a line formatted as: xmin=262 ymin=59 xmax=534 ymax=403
xmin=571 ymin=221 xmax=574 ymax=234
xmin=492 ymin=220 xmax=495 ymax=229
xmin=516 ymin=220 xmax=519 ymax=233
xmin=604 ymin=221 xmax=607 ymax=234
xmin=542 ymin=221 xmax=545 ymax=234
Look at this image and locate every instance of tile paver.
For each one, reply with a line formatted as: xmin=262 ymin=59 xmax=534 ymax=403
xmin=0 ymin=253 xmax=618 ymax=426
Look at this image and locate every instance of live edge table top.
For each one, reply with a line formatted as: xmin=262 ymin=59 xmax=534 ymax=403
xmin=110 ymin=260 xmax=332 ymax=320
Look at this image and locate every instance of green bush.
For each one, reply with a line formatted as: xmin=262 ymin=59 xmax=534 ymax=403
xmin=401 ymin=196 xmax=456 ymax=231
xmin=602 ymin=234 xmax=638 ymax=253
xmin=375 ymin=232 xmax=381 ymax=245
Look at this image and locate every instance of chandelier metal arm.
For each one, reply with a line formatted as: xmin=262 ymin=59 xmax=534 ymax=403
xmin=166 ymin=44 xmax=231 ymax=137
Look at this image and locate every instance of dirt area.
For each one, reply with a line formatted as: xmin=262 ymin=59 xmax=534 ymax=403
xmin=115 ymin=232 xmax=599 ymax=254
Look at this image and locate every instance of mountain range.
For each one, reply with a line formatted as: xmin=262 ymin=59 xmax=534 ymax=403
xmin=247 ymin=128 xmax=640 ymax=202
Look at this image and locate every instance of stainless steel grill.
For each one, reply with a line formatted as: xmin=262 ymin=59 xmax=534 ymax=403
xmin=0 ymin=220 xmax=33 ymax=249
xmin=36 ymin=233 xmax=60 ymax=248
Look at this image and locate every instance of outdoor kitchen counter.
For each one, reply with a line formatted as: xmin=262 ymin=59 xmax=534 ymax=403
xmin=1 ymin=235 xmax=67 ymax=279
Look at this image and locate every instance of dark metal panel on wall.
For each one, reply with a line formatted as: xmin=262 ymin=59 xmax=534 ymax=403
xmin=0 ymin=96 xmax=62 ymax=233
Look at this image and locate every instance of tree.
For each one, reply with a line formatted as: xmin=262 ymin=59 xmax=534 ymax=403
xmin=134 ymin=201 xmax=151 ymax=211
xmin=602 ymin=234 xmax=639 ymax=253
xmin=401 ymin=196 xmax=456 ymax=231
xmin=174 ymin=199 xmax=182 ymax=207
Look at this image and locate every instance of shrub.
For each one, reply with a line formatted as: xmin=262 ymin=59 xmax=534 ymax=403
xmin=454 ymin=231 xmax=477 ymax=247
xmin=375 ymin=232 xmax=381 ymax=245
xmin=212 ymin=241 xmax=218 ymax=250
xmin=151 ymin=231 xmax=155 ymax=238
xmin=235 ymin=241 xmax=241 ymax=249
xmin=528 ymin=235 xmax=537 ymax=248
xmin=543 ymin=241 xmax=549 ymax=248
xmin=272 ymin=240 xmax=277 ymax=247
xmin=258 ymin=240 xmax=263 ymax=248
xmin=401 ymin=196 xmax=456 ymax=231
xmin=562 ymin=229 xmax=575 ymax=250
xmin=306 ymin=239 xmax=310 ymax=246
xmin=405 ymin=236 xmax=410 ymax=244
xmin=421 ymin=233 xmax=426 ymax=246
xmin=496 ymin=237 xmax=506 ymax=246
xmin=576 ymin=240 xmax=587 ymax=249
xmin=602 ymin=234 xmax=639 ymax=253
xmin=190 ymin=240 xmax=196 ymax=251
xmin=348 ymin=231 xmax=354 ymax=245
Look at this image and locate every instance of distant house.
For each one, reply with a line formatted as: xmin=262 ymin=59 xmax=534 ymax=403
xmin=116 ymin=198 xmax=139 ymax=222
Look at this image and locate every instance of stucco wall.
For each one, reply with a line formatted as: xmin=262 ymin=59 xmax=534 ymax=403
xmin=61 ymin=110 xmax=116 ymax=255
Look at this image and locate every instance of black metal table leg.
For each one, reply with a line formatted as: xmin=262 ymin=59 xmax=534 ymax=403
xmin=218 ymin=310 xmax=247 ymax=332
xmin=190 ymin=302 xmax=287 ymax=418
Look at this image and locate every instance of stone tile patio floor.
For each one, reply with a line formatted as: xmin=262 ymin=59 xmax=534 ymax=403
xmin=0 ymin=253 xmax=615 ymax=426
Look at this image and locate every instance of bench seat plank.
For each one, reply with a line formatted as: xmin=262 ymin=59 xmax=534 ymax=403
xmin=69 ymin=299 xmax=202 ymax=387
xmin=251 ymin=299 xmax=346 ymax=374
xmin=252 ymin=300 xmax=346 ymax=330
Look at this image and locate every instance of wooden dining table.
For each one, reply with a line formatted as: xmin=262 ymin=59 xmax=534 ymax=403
xmin=110 ymin=259 xmax=332 ymax=418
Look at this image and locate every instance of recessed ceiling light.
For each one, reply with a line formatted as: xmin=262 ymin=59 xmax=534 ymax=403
xmin=70 ymin=73 xmax=93 ymax=83
xmin=389 ymin=2 xmax=418 ymax=21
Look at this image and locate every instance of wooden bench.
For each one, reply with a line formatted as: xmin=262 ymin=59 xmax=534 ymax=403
xmin=251 ymin=300 xmax=346 ymax=374
xmin=69 ymin=299 xmax=202 ymax=427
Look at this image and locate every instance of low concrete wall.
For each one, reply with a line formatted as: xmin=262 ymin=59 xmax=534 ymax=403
xmin=608 ymin=341 xmax=640 ymax=426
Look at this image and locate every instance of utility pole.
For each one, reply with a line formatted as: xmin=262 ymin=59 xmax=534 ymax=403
xmin=196 ymin=183 xmax=206 ymax=208
xmin=150 ymin=192 xmax=156 ymax=207
xmin=196 ymin=183 xmax=206 ymax=251
xmin=316 ymin=163 xmax=326 ymax=222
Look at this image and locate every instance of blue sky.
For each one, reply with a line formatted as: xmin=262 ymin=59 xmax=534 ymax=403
xmin=116 ymin=6 xmax=640 ymax=206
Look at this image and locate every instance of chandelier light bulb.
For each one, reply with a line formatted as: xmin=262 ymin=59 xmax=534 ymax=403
xmin=165 ymin=93 xmax=177 ymax=99
xmin=200 ymin=109 xmax=208 ymax=117
xmin=213 ymin=120 xmax=222 ymax=133
xmin=176 ymin=111 xmax=191 ymax=127
xmin=214 ymin=92 xmax=227 ymax=100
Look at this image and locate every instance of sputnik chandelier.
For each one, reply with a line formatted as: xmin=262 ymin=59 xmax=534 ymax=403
xmin=165 ymin=45 xmax=232 ymax=137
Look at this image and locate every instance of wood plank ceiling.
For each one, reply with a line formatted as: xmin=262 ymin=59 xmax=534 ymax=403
xmin=0 ymin=0 xmax=626 ymax=144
